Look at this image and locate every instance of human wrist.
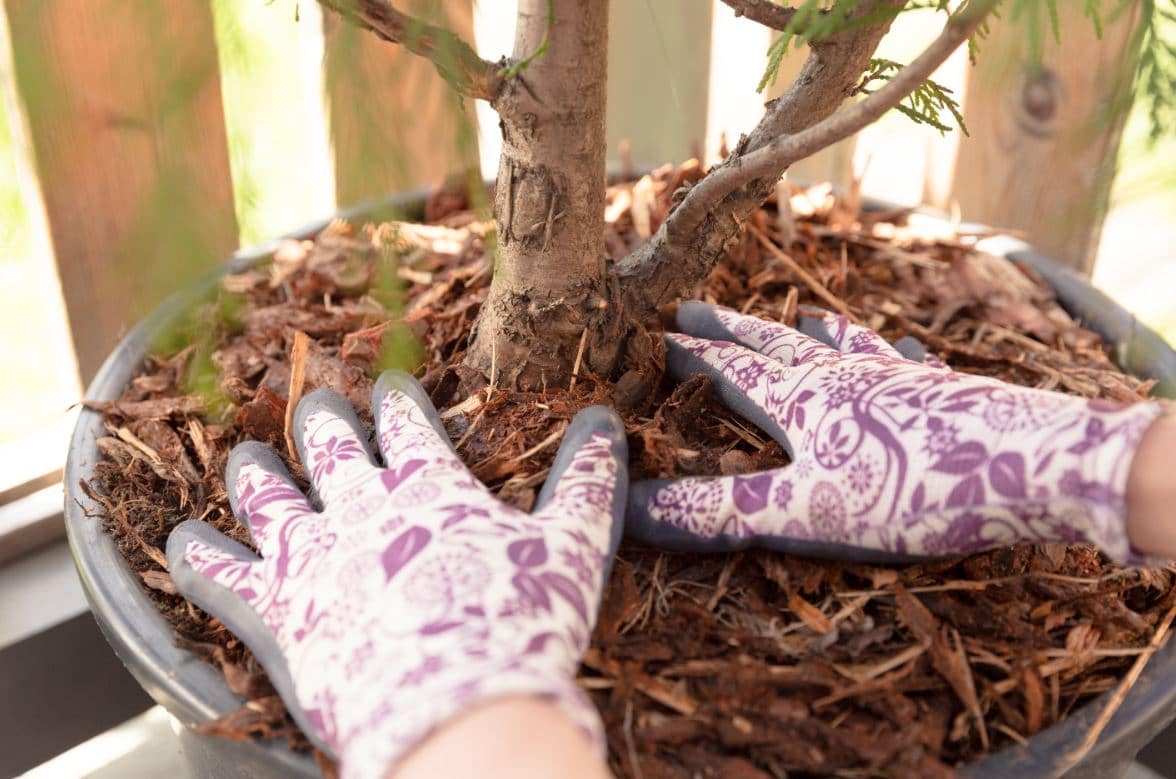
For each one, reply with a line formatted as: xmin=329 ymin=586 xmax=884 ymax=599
xmin=1126 ymin=408 xmax=1176 ymax=560
xmin=388 ymin=696 xmax=610 ymax=779
xmin=339 ymin=668 xmax=603 ymax=779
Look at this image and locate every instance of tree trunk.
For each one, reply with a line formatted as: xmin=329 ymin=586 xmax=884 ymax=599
xmin=466 ymin=0 xmax=609 ymax=389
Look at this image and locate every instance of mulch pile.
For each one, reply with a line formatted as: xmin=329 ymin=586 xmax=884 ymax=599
xmin=84 ymin=162 xmax=1176 ymax=778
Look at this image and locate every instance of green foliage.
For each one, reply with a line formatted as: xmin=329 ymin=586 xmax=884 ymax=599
xmin=757 ymin=0 xmax=908 ymax=92
xmin=857 ymin=58 xmax=968 ymax=133
xmin=758 ymin=0 xmax=1175 ymax=142
xmin=1133 ymin=0 xmax=1176 ymax=142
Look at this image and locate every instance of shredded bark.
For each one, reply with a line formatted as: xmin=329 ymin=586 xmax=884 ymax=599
xmin=86 ymin=163 xmax=1174 ymax=777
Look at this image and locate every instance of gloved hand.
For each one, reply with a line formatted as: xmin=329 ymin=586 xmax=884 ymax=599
xmin=626 ymin=302 xmax=1166 ymax=565
xmin=167 ymin=370 xmax=628 ymax=779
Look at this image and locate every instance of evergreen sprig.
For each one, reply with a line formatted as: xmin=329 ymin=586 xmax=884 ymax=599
xmin=856 ymin=57 xmax=968 ymax=134
xmin=1133 ymin=0 xmax=1176 ymax=141
xmin=757 ymin=0 xmax=907 ymax=92
xmin=757 ymin=0 xmax=1173 ymax=141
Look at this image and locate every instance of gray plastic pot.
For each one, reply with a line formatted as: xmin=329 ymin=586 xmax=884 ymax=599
xmin=65 ymin=190 xmax=1176 ymax=779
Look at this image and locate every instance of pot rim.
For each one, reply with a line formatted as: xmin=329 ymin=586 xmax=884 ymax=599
xmin=64 ymin=187 xmax=1176 ymax=778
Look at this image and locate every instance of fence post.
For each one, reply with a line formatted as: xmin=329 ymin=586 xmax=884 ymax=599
xmin=607 ymin=0 xmax=712 ymax=167
xmin=4 ymin=0 xmax=239 ymax=383
xmin=322 ymin=1 xmax=480 ymax=208
xmin=950 ymin=1 xmax=1142 ymax=275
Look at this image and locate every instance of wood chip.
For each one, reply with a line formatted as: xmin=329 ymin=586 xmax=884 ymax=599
xmin=789 ymin=592 xmax=835 ymax=634
xmin=284 ymin=331 xmax=310 ymax=459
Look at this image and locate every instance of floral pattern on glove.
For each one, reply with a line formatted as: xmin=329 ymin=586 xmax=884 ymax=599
xmin=634 ymin=305 xmax=1166 ymax=565
xmin=169 ymin=379 xmax=625 ymax=779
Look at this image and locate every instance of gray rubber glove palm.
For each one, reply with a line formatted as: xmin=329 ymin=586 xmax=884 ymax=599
xmin=626 ymin=303 xmax=1165 ymax=564
xmin=167 ymin=370 xmax=628 ymax=779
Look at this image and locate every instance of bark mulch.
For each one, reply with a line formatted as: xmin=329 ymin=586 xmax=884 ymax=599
xmin=83 ymin=163 xmax=1176 ymax=778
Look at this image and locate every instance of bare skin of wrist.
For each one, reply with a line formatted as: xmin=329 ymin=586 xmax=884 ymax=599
xmin=387 ymin=697 xmax=613 ymax=779
xmin=1126 ymin=412 xmax=1176 ymax=559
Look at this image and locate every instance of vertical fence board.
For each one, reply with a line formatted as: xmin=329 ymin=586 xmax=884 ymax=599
xmin=5 ymin=0 xmax=239 ymax=382
xmin=323 ymin=1 xmax=480 ymax=207
xmin=608 ymin=0 xmax=711 ymax=167
xmin=951 ymin=2 xmax=1142 ymax=275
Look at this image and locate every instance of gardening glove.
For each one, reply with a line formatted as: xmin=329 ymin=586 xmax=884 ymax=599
xmin=166 ymin=370 xmax=628 ymax=779
xmin=626 ymin=302 xmax=1167 ymax=565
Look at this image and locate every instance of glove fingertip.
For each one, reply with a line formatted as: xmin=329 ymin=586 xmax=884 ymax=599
xmin=675 ymin=301 xmax=738 ymax=342
xmin=225 ymin=441 xmax=290 ymax=516
xmin=165 ymin=518 xmax=203 ymax=574
xmin=892 ymin=335 xmax=927 ymax=362
xmin=569 ymin=404 xmax=626 ymax=444
xmin=534 ymin=405 xmax=628 ymax=515
xmin=372 ymin=369 xmax=451 ymax=450
xmin=797 ymin=314 xmax=838 ymax=349
xmin=166 ymin=519 xmax=260 ymax=583
xmin=372 ymin=368 xmax=428 ymax=406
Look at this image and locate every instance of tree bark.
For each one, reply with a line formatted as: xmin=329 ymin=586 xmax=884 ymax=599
xmin=466 ymin=0 xmax=610 ymax=389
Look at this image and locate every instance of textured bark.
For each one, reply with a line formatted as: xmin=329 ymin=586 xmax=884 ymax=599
xmin=319 ymin=0 xmax=997 ymax=389
xmin=466 ymin=0 xmax=610 ymax=388
xmin=615 ymin=0 xmax=903 ymax=318
xmin=717 ymin=0 xmax=798 ymax=31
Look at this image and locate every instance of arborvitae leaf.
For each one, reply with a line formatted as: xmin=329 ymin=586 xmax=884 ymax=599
xmin=1085 ymin=0 xmax=1105 ymax=37
xmin=1046 ymin=0 xmax=1061 ymax=44
xmin=756 ymin=0 xmax=907 ymax=93
xmin=1133 ymin=0 xmax=1176 ymax=143
xmin=855 ymin=57 xmax=968 ymax=135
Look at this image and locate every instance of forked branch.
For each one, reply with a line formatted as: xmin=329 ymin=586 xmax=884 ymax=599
xmin=673 ymin=0 xmax=996 ymax=227
xmin=616 ymin=0 xmax=997 ymax=316
xmin=318 ymin=0 xmax=503 ymax=100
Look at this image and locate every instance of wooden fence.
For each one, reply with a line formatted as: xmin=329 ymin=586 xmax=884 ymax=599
xmin=2 ymin=0 xmax=1143 ymax=385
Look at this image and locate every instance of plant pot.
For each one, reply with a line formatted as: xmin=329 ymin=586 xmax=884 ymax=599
xmin=65 ymin=189 xmax=1176 ymax=779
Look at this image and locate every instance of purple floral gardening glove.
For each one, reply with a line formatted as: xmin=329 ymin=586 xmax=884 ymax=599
xmin=626 ymin=302 xmax=1168 ymax=565
xmin=167 ymin=370 xmax=628 ymax=779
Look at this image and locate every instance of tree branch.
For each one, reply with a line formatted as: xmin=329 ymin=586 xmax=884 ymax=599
xmin=613 ymin=0 xmax=901 ymax=313
xmin=718 ymin=0 xmax=797 ymax=31
xmin=318 ymin=0 xmax=503 ymax=100
xmin=672 ymin=0 xmax=995 ymax=238
xmin=615 ymin=0 xmax=996 ymax=316
xmin=746 ymin=0 xmax=902 ymax=150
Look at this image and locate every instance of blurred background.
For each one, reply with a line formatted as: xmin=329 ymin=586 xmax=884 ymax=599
xmin=0 ymin=1 xmax=1172 ymax=776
